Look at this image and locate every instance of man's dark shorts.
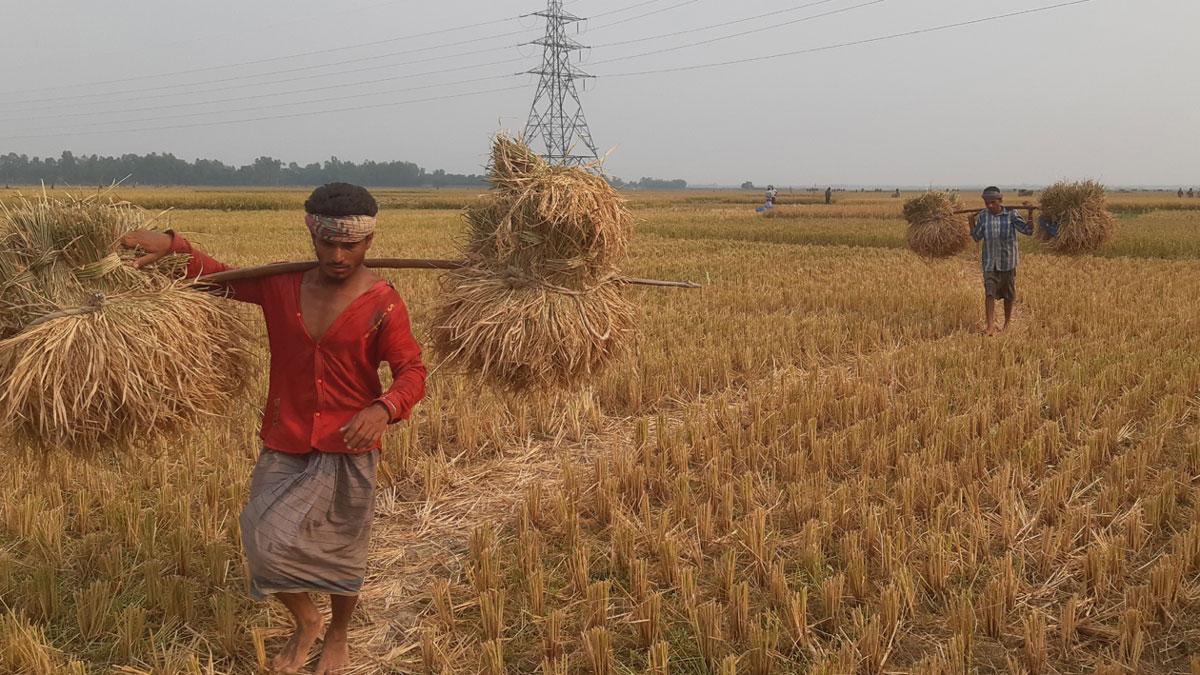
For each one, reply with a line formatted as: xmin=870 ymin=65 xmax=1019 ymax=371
xmin=983 ymin=269 xmax=1016 ymax=301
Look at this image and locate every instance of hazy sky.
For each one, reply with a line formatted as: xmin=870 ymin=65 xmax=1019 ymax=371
xmin=1 ymin=0 xmax=1196 ymax=187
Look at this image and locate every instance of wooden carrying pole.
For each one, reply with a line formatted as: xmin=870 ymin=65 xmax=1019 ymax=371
xmin=199 ymin=259 xmax=702 ymax=289
xmin=954 ymin=206 xmax=1038 ymax=215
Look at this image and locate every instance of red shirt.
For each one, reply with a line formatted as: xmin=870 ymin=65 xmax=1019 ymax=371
xmin=170 ymin=234 xmax=427 ymax=454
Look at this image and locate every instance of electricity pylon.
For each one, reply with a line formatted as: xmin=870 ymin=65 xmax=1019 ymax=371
xmin=522 ymin=0 xmax=599 ymax=166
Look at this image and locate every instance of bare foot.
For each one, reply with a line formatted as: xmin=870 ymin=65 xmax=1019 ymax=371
xmin=272 ymin=612 xmax=324 ymax=674
xmin=986 ymin=325 xmax=997 ymax=336
xmin=315 ymin=628 xmax=351 ymax=675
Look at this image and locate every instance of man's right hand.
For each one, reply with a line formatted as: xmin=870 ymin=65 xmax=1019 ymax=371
xmin=120 ymin=230 xmax=174 ymax=269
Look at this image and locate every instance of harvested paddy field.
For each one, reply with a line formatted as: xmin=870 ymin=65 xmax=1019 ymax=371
xmin=2 ymin=187 xmax=1199 ymax=673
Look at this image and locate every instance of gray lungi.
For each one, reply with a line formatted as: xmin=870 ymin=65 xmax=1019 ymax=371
xmin=240 ymin=448 xmax=378 ymax=599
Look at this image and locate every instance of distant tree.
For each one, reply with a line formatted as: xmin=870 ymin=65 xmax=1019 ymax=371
xmin=740 ymin=181 xmax=756 ymax=190
xmin=0 ymin=151 xmax=486 ymax=187
xmin=636 ymin=177 xmax=687 ymax=190
xmin=251 ymin=156 xmax=283 ymax=186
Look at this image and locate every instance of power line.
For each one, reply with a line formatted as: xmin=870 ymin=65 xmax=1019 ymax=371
xmin=4 ymin=1 xmax=1099 ymax=143
xmin=596 ymin=0 xmax=1097 ymax=76
xmin=0 ymin=16 xmax=526 ymax=100
xmin=0 ymin=85 xmax=527 ymax=141
xmin=590 ymin=0 xmax=843 ymax=48
xmin=5 ymin=73 xmax=523 ymax=135
xmin=589 ymin=0 xmax=889 ymax=66
xmin=70 ymin=0 xmax=411 ymax=68
xmin=585 ymin=0 xmax=706 ymax=31
xmin=0 ymin=52 xmax=529 ymax=123
xmin=0 ymin=27 xmax=537 ymax=108
xmin=0 ymin=0 xmax=684 ymax=100
xmin=587 ymin=0 xmax=676 ymax=19
xmin=0 ymin=0 xmax=694 ymax=137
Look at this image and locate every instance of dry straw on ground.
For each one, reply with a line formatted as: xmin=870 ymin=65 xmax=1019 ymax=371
xmin=0 ymin=193 xmax=253 ymax=452
xmin=1037 ymin=180 xmax=1115 ymax=254
xmin=903 ymin=191 xmax=971 ymax=258
xmin=432 ymin=137 xmax=635 ymax=390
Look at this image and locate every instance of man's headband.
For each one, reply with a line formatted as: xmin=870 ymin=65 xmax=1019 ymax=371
xmin=305 ymin=213 xmax=376 ymax=242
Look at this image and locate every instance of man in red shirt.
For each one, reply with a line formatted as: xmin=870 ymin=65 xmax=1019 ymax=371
xmin=123 ymin=183 xmax=426 ymax=674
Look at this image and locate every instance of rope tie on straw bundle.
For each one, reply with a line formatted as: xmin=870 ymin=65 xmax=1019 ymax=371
xmin=468 ymin=264 xmax=619 ymax=340
xmin=26 ymin=292 xmax=108 ymax=328
xmin=487 ymin=265 xmax=621 ymax=297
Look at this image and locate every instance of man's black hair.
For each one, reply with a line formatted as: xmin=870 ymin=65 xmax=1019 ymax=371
xmin=304 ymin=183 xmax=379 ymax=217
xmin=983 ymin=186 xmax=1002 ymax=194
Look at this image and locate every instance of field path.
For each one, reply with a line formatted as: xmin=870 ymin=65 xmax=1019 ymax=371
xmin=343 ymin=417 xmax=633 ymax=671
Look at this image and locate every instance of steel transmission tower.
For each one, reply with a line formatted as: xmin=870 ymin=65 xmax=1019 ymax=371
xmin=523 ymin=0 xmax=599 ymax=166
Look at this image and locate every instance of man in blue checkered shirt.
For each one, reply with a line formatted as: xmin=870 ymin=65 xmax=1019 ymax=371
xmin=970 ymin=186 xmax=1033 ymax=335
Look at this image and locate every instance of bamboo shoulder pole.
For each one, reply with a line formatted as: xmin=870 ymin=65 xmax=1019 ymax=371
xmin=198 ymin=259 xmax=701 ymax=289
xmin=953 ymin=206 xmax=1038 ymax=215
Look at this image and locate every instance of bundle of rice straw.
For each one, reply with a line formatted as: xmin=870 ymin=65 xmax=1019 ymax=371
xmin=432 ymin=137 xmax=635 ymax=390
xmin=1036 ymin=180 xmax=1114 ymax=254
xmin=903 ymin=191 xmax=970 ymax=258
xmin=0 ymin=193 xmax=254 ymax=452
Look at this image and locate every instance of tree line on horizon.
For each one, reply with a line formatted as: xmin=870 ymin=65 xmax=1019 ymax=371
xmin=0 ymin=151 xmax=690 ymax=190
xmin=0 ymin=151 xmax=485 ymax=188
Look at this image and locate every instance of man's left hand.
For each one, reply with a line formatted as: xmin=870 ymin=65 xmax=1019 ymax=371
xmin=340 ymin=403 xmax=390 ymax=451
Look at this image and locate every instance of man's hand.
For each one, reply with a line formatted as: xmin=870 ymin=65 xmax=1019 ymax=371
xmin=340 ymin=403 xmax=389 ymax=451
xmin=120 ymin=230 xmax=174 ymax=269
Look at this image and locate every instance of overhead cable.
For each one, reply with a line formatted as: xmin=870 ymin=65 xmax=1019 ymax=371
xmin=0 ymin=51 xmax=529 ymax=121
xmin=0 ymin=27 xmax=537 ymax=108
xmin=591 ymin=0 xmax=843 ymax=48
xmin=0 ymin=85 xmax=527 ymax=141
xmin=5 ymin=73 xmax=523 ymax=135
xmin=0 ymin=15 xmax=526 ymax=100
xmin=597 ymin=0 xmax=1097 ymax=76
xmin=590 ymin=0 xmax=889 ymax=66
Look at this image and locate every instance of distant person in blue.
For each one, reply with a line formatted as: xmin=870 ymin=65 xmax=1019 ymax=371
xmin=970 ymin=186 xmax=1034 ymax=335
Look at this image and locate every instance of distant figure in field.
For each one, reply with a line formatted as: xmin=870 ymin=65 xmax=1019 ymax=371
xmin=1180 ymin=188 xmax=1185 ymax=198
xmin=1189 ymin=188 xmax=1195 ymax=198
xmin=893 ymin=188 xmax=901 ymax=198
xmin=970 ymin=186 xmax=1035 ymax=335
xmin=765 ymin=185 xmax=778 ymax=205
xmin=825 ymin=187 xmax=832 ymax=204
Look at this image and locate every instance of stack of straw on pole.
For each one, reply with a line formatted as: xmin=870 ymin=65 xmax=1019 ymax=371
xmin=903 ymin=191 xmax=971 ymax=258
xmin=1035 ymin=180 xmax=1114 ymax=254
xmin=432 ymin=137 xmax=635 ymax=390
xmin=0 ymin=193 xmax=253 ymax=452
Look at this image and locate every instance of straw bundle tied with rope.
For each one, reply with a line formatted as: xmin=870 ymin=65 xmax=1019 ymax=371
xmin=1036 ymin=180 xmax=1114 ymax=254
xmin=0 ymin=194 xmax=254 ymax=452
xmin=432 ymin=137 xmax=635 ymax=390
xmin=903 ymin=191 xmax=971 ymax=258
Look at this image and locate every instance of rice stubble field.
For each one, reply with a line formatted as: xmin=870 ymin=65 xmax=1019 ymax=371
xmin=1 ymin=187 xmax=1199 ymax=673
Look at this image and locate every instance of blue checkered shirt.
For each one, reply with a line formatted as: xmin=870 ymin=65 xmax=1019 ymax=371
xmin=970 ymin=208 xmax=1033 ymax=272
